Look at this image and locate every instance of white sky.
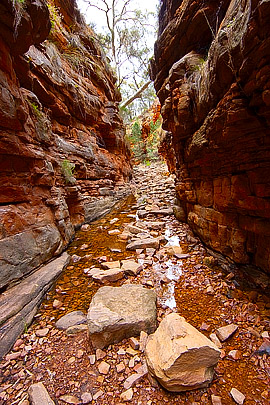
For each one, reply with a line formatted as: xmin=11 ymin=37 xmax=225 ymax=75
xmin=76 ymin=0 xmax=159 ymax=31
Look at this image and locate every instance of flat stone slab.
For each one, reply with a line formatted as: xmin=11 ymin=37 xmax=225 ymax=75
xmin=101 ymin=261 xmax=121 ymax=270
xmin=145 ymin=313 xmax=220 ymax=392
xmin=126 ymin=238 xmax=160 ymax=251
xmin=127 ymin=225 xmax=145 ymax=234
xmin=92 ymin=268 xmax=125 ymax=283
xmin=55 ymin=311 xmax=87 ymax=330
xmin=87 ymin=284 xmax=157 ymax=349
xmin=121 ymin=260 xmax=143 ymax=275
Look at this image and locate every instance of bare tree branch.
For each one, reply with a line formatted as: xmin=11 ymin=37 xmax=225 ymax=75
xmin=120 ymin=80 xmax=151 ymax=109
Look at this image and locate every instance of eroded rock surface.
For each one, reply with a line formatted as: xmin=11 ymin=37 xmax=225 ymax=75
xmin=145 ymin=313 xmax=221 ymax=392
xmin=87 ymin=284 xmax=157 ymax=349
xmin=152 ymin=0 xmax=270 ymax=274
xmin=0 ymin=0 xmax=131 ymax=291
xmin=0 ymin=252 xmax=70 ymax=358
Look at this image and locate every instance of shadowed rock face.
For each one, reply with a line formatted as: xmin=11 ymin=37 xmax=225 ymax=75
xmin=0 ymin=0 xmax=131 ymax=290
xmin=152 ymin=0 xmax=270 ymax=274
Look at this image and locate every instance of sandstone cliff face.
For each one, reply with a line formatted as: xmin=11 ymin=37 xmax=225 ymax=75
xmin=153 ymin=0 xmax=270 ymax=273
xmin=0 ymin=0 xmax=131 ymax=290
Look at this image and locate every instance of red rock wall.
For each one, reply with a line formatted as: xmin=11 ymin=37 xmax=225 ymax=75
xmin=0 ymin=0 xmax=131 ymax=289
xmin=152 ymin=0 xmax=270 ymax=273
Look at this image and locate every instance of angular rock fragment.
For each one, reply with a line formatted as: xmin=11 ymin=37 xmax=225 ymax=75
xmin=120 ymin=388 xmax=133 ymax=402
xmin=211 ymin=395 xmax=222 ymax=405
xmin=121 ymin=260 xmax=143 ymax=275
xmin=28 ymin=382 xmax=55 ymax=405
xmin=60 ymin=395 xmax=80 ymax=404
xmin=165 ymin=245 xmax=183 ymax=257
xmin=101 ymin=261 xmax=121 ymax=270
xmin=55 ymin=311 xmax=87 ymax=330
xmin=127 ymin=224 xmax=145 ymax=234
xmin=87 ymin=285 xmax=157 ymax=349
xmin=145 ymin=313 xmax=220 ymax=392
xmin=126 ymin=238 xmax=160 ymax=250
xmin=66 ymin=325 xmax=88 ymax=335
xmin=92 ymin=268 xmax=125 ymax=283
xmin=216 ymin=324 xmax=238 ymax=342
xmin=230 ymin=388 xmax=245 ymax=404
xmin=123 ymin=363 xmax=148 ymax=389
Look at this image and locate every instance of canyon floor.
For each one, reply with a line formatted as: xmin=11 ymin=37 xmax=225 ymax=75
xmin=0 ymin=162 xmax=270 ymax=405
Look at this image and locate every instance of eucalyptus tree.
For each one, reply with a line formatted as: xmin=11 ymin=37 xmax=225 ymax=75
xmin=81 ymin=0 xmax=157 ymax=116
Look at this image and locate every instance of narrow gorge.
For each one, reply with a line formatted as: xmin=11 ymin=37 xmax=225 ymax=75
xmin=0 ymin=0 xmax=270 ymax=404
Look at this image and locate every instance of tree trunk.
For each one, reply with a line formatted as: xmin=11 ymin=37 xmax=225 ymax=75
xmin=120 ymin=80 xmax=151 ymax=109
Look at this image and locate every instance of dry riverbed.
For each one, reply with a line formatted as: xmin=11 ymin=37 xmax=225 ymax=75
xmin=0 ymin=163 xmax=269 ymax=405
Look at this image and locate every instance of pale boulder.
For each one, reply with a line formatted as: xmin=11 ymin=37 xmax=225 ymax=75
xmin=87 ymin=284 xmax=157 ymax=349
xmin=28 ymin=382 xmax=55 ymax=405
xmin=145 ymin=313 xmax=220 ymax=392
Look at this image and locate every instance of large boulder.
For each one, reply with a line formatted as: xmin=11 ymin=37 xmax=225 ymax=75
xmin=87 ymin=284 xmax=157 ymax=349
xmin=145 ymin=313 xmax=221 ymax=392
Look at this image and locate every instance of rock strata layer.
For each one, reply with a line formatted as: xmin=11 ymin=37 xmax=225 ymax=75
xmin=0 ymin=0 xmax=131 ymax=291
xmin=87 ymin=284 xmax=157 ymax=349
xmin=0 ymin=252 xmax=70 ymax=359
xmin=145 ymin=313 xmax=221 ymax=392
xmin=152 ymin=0 xmax=270 ymax=274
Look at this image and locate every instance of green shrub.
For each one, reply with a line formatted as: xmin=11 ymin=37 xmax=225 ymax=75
xmin=61 ymin=159 xmax=76 ymax=184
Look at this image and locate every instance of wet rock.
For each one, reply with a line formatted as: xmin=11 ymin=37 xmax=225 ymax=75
xmin=28 ymin=382 xmax=55 ymax=405
xmin=126 ymin=238 xmax=160 ymax=250
xmin=230 ymin=388 xmax=245 ymax=404
xmin=121 ymin=260 xmax=143 ymax=276
xmin=216 ymin=324 xmax=238 ymax=342
xmin=145 ymin=313 xmax=220 ymax=392
xmin=55 ymin=311 xmax=87 ymax=330
xmin=87 ymin=284 xmax=157 ymax=349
